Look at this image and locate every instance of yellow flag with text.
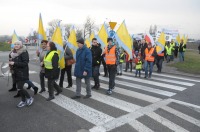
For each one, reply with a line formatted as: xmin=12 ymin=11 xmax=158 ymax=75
xmin=51 ymin=26 xmax=65 ymax=69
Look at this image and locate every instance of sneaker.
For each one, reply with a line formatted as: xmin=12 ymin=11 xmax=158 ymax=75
xmin=95 ymin=84 xmax=100 ymax=90
xmin=17 ymin=101 xmax=27 ymax=108
xmin=26 ymin=97 xmax=34 ymax=106
xmin=8 ymin=87 xmax=17 ymax=92
xmin=39 ymin=89 xmax=46 ymax=93
xmin=91 ymin=85 xmax=97 ymax=89
xmin=55 ymin=90 xmax=62 ymax=96
xmin=14 ymin=93 xmax=20 ymax=98
xmin=71 ymin=96 xmax=81 ymax=99
xmin=46 ymin=96 xmax=55 ymax=101
xmin=106 ymin=89 xmax=112 ymax=95
xmin=66 ymin=85 xmax=72 ymax=88
xmin=83 ymin=95 xmax=91 ymax=99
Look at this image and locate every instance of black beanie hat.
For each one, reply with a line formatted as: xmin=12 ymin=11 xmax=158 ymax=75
xmin=107 ymin=38 xmax=113 ymax=42
xmin=77 ymin=38 xmax=84 ymax=45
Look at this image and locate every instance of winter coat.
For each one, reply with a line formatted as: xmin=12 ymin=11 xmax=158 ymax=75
xmin=91 ymin=45 xmax=102 ymax=66
xmin=9 ymin=45 xmax=29 ymax=82
xmin=64 ymin=45 xmax=74 ymax=66
xmin=44 ymin=50 xmax=60 ymax=79
xmin=74 ymin=45 xmax=92 ymax=78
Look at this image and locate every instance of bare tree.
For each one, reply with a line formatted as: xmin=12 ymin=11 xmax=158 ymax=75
xmin=153 ymin=25 xmax=157 ymax=34
xmin=48 ymin=19 xmax=61 ymax=37
xmin=63 ymin=24 xmax=72 ymax=38
xmin=76 ymin=27 xmax=83 ymax=40
xmin=83 ymin=16 xmax=97 ymax=39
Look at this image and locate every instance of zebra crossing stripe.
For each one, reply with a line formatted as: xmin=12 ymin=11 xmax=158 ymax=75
xmin=161 ymin=106 xmax=200 ymax=127
xmin=119 ymin=71 xmax=195 ymax=86
xmin=90 ymin=99 xmax=172 ymax=132
xmin=117 ymin=75 xmax=186 ymax=91
xmin=99 ymin=76 xmax=176 ymax=97
xmin=129 ymin=120 xmax=154 ymax=132
xmin=123 ymin=69 xmax=200 ymax=83
xmin=71 ymin=76 xmax=162 ymax=103
xmin=63 ymin=81 xmax=142 ymax=112
xmin=146 ymin=112 xmax=189 ymax=132
xmin=32 ymin=82 xmax=114 ymax=126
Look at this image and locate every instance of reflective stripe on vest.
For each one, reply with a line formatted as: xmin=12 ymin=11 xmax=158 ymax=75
xmin=136 ymin=61 xmax=142 ymax=69
xmin=145 ymin=48 xmax=155 ymax=62
xmin=105 ymin=45 xmax=116 ymax=65
xmin=165 ymin=46 xmax=172 ymax=55
xmin=44 ymin=51 xmax=58 ymax=69
xmin=120 ymin=53 xmax=124 ymax=63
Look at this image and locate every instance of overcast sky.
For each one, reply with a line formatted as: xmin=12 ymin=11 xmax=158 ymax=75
xmin=0 ymin=0 xmax=200 ymax=39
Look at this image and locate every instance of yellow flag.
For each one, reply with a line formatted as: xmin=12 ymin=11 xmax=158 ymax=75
xmin=37 ymin=13 xmax=47 ymax=41
xmin=156 ymin=32 xmax=166 ymax=54
xmin=176 ymin=34 xmax=181 ymax=44
xmin=67 ymin=26 xmax=78 ymax=59
xmin=89 ymin=32 xmax=95 ymax=41
xmin=184 ymin=35 xmax=188 ymax=44
xmin=51 ymin=25 xmax=65 ymax=69
xmin=96 ymin=23 xmax=109 ymax=50
xmin=115 ymin=21 xmax=132 ymax=59
xmin=11 ymin=30 xmax=19 ymax=48
xmin=85 ymin=38 xmax=91 ymax=48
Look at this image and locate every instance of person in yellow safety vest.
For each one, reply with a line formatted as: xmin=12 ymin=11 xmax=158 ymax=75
xmin=117 ymin=49 xmax=125 ymax=76
xmin=144 ymin=42 xmax=157 ymax=78
xmin=170 ymin=39 xmax=175 ymax=61
xmin=178 ymin=39 xmax=186 ymax=62
xmin=165 ymin=42 xmax=173 ymax=63
xmin=43 ymin=42 xmax=62 ymax=101
xmin=135 ymin=56 xmax=142 ymax=77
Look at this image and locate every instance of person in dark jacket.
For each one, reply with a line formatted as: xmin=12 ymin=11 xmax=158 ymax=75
xmin=59 ymin=43 xmax=73 ymax=88
xmin=43 ymin=42 xmax=62 ymax=101
xmin=71 ymin=38 xmax=92 ymax=99
xmin=140 ymin=39 xmax=147 ymax=70
xmin=179 ymin=39 xmax=186 ymax=62
xmin=91 ymin=38 xmax=102 ymax=90
xmin=9 ymin=41 xmax=34 ymax=108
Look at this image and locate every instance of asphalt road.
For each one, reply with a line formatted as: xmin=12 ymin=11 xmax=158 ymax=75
xmin=0 ymin=50 xmax=200 ymax=132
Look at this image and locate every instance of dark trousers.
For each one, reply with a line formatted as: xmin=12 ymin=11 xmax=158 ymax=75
xmin=40 ymin=72 xmax=45 ymax=91
xmin=48 ymin=79 xmax=62 ymax=97
xmin=17 ymin=81 xmax=31 ymax=102
xmin=102 ymin=59 xmax=108 ymax=76
xmin=59 ymin=65 xmax=72 ymax=87
xmin=174 ymin=49 xmax=178 ymax=58
xmin=125 ymin=62 xmax=132 ymax=72
xmin=92 ymin=66 xmax=100 ymax=86
xmin=156 ymin=58 xmax=163 ymax=72
xmin=107 ymin=65 xmax=117 ymax=90
xmin=135 ymin=69 xmax=141 ymax=76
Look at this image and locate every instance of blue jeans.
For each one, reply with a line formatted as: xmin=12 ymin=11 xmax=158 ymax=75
xmin=144 ymin=61 xmax=154 ymax=77
xmin=179 ymin=52 xmax=185 ymax=62
xmin=135 ymin=69 xmax=141 ymax=76
xmin=26 ymin=80 xmax=35 ymax=88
